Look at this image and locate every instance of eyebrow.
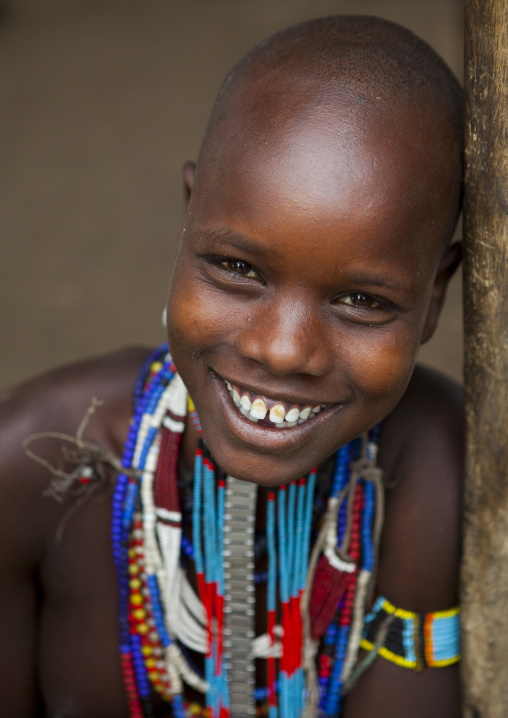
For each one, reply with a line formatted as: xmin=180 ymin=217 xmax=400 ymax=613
xmin=196 ymin=228 xmax=265 ymax=255
xmin=345 ymin=274 xmax=414 ymax=293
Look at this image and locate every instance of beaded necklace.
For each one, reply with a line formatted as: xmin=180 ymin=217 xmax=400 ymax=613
xmin=112 ymin=346 xmax=383 ymax=718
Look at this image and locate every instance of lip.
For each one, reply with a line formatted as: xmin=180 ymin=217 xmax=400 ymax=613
xmin=210 ymin=370 xmax=344 ymax=454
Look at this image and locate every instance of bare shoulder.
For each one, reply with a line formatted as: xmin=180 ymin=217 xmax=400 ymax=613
xmin=0 ymin=350 xmax=153 ymax=715
xmin=377 ymin=364 xmax=463 ymax=611
xmin=344 ymin=366 xmax=463 ymax=718
xmin=0 ymin=346 xmax=152 ymax=562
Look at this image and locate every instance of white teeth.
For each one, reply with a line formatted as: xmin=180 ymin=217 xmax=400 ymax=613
xmin=269 ymin=403 xmax=286 ymax=424
xmin=250 ymin=398 xmax=268 ymax=420
xmin=285 ymin=407 xmax=300 ymax=423
xmin=299 ymin=407 xmax=311 ymax=420
xmin=225 ymin=379 xmax=326 ymax=429
xmin=240 ymin=394 xmax=252 ymax=411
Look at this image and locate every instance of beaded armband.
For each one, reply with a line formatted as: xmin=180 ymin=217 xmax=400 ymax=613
xmin=360 ymin=596 xmax=460 ymax=670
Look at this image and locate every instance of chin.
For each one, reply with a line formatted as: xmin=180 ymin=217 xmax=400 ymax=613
xmin=209 ymin=447 xmax=317 ymax=488
xmin=197 ymin=410 xmax=334 ymax=487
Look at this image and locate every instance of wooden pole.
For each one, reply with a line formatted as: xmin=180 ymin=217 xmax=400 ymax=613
xmin=462 ymin=1 xmax=508 ymax=715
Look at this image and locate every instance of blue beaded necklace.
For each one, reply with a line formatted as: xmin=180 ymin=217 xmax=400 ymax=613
xmin=112 ymin=346 xmax=383 ymax=718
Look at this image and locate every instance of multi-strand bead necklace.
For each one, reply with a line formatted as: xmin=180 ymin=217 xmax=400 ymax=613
xmin=112 ymin=345 xmax=384 ymax=718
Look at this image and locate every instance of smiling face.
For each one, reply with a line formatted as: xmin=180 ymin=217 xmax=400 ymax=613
xmin=166 ymin=84 xmax=460 ymax=486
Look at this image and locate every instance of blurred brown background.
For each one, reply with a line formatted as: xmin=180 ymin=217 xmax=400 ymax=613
xmin=0 ymin=0 xmax=463 ymax=391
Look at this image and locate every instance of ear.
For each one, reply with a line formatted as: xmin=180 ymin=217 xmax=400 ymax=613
xmin=182 ymin=160 xmax=196 ymax=208
xmin=175 ymin=161 xmax=197 ymax=252
xmin=420 ymin=241 xmax=462 ymax=344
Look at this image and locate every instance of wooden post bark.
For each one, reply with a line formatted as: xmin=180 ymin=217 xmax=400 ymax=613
xmin=462 ymin=1 xmax=508 ymax=715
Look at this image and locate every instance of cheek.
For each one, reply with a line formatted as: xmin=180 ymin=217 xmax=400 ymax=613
xmin=166 ymin=274 xmax=232 ymax=355
xmin=345 ymin=327 xmax=420 ymax=404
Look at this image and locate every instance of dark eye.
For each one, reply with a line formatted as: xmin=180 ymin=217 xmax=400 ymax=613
xmin=220 ymin=259 xmax=258 ymax=279
xmin=341 ymin=293 xmax=381 ymax=309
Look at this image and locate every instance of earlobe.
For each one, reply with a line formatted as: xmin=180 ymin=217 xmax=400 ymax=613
xmin=182 ymin=161 xmax=196 ymax=207
xmin=420 ymin=241 xmax=462 ymax=344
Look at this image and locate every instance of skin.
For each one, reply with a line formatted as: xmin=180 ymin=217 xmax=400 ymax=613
xmin=0 ymin=354 xmax=462 ymax=717
xmin=168 ymin=96 xmax=460 ymax=486
xmin=0 ymin=32 xmax=463 ymax=718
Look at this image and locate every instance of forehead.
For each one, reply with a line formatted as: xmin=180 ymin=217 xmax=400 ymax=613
xmin=191 ymin=99 xmax=451 ymax=273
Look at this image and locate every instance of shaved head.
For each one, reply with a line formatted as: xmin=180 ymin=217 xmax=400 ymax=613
xmin=195 ymin=15 xmax=462 ymax=247
xmin=169 ymin=17 xmax=464 ymax=481
xmin=227 ymin=17 xmax=459 ymax=104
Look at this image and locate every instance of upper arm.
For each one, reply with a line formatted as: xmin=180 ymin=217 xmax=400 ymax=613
xmin=0 ymin=388 xmax=54 ymax=715
xmin=343 ymin=660 xmax=460 ymax=718
xmin=0 ymin=348 xmax=146 ymax=715
xmin=0 ymin=347 xmax=145 ymax=715
xmin=0 ymin=522 xmax=41 ymax=715
xmin=377 ymin=366 xmax=463 ymax=610
xmin=343 ymin=366 xmax=463 ymax=717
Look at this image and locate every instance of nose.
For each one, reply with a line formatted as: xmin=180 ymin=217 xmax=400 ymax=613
xmin=235 ymin=297 xmax=333 ymax=377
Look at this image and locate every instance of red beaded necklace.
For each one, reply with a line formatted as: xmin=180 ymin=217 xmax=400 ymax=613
xmin=115 ymin=354 xmax=384 ymax=717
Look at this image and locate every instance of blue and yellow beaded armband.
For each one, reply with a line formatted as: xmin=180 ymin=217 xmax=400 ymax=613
xmin=360 ymin=596 xmax=461 ymax=670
